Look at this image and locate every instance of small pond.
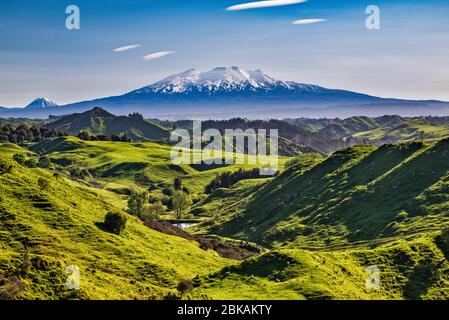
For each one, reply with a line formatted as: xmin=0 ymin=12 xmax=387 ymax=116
xmin=173 ymin=222 xmax=197 ymax=229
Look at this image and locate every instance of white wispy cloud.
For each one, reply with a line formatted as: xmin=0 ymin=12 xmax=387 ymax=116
xmin=292 ymin=19 xmax=328 ymax=25
xmin=226 ymin=0 xmax=306 ymax=11
xmin=143 ymin=51 xmax=176 ymax=61
xmin=113 ymin=44 xmax=142 ymax=52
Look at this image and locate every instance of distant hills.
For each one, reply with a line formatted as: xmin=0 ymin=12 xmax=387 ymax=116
xmin=168 ymin=115 xmax=449 ymax=155
xmin=46 ymin=107 xmax=170 ymax=141
xmin=3 ymin=106 xmax=449 ymax=153
xmin=1 ymin=66 xmax=448 ymax=119
xmin=287 ymin=115 xmax=449 ymax=148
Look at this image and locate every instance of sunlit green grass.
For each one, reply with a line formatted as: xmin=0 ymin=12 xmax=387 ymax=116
xmin=29 ymin=136 xmax=289 ymax=196
xmin=0 ymin=153 xmax=231 ymax=299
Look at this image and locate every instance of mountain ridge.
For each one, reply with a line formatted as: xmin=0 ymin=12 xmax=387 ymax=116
xmin=46 ymin=107 xmax=170 ymax=141
xmin=1 ymin=67 xmax=448 ymax=119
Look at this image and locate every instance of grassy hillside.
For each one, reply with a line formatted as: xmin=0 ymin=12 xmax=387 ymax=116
xmin=289 ymin=115 xmax=449 ymax=148
xmin=0 ymin=118 xmax=47 ymax=128
xmin=3 ymin=133 xmax=449 ymax=300
xmin=46 ymin=108 xmax=170 ymax=141
xmin=196 ymin=236 xmax=449 ymax=300
xmin=29 ymin=136 xmax=289 ymax=202
xmin=0 ymin=152 xmax=231 ymax=300
xmin=353 ymin=119 xmax=449 ymax=142
xmin=196 ymin=140 xmax=449 ymax=249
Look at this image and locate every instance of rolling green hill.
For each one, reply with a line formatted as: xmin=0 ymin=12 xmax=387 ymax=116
xmin=189 ymin=140 xmax=449 ymax=299
xmin=0 ymin=152 xmax=230 ymax=299
xmin=196 ymin=140 xmax=449 ymax=249
xmin=288 ymin=115 xmax=449 ymax=148
xmin=353 ymin=119 xmax=449 ymax=143
xmin=28 ymin=136 xmax=289 ymax=204
xmin=196 ymin=236 xmax=449 ymax=300
xmin=3 ymin=133 xmax=449 ymax=300
xmin=46 ymin=107 xmax=170 ymax=141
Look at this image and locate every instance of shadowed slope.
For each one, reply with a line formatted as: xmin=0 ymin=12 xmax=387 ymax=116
xmin=198 ymin=140 xmax=449 ymax=248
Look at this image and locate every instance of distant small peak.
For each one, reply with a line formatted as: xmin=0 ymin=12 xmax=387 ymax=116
xmin=87 ymin=107 xmax=114 ymax=117
xmin=25 ymin=97 xmax=58 ymax=109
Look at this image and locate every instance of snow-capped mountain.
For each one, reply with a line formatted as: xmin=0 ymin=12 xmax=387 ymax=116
xmin=25 ymin=98 xmax=58 ymax=109
xmin=1 ymin=67 xmax=448 ymax=119
xmin=130 ymin=66 xmax=323 ymax=95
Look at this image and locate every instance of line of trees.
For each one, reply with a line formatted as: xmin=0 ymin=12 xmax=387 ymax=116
xmin=77 ymin=131 xmax=131 ymax=142
xmin=0 ymin=124 xmax=66 ymax=144
xmin=205 ymin=168 xmax=270 ymax=194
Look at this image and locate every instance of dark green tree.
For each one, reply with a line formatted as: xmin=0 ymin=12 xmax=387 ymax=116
xmin=12 ymin=154 xmax=26 ymax=165
xmin=171 ymin=191 xmax=192 ymax=219
xmin=104 ymin=211 xmax=128 ymax=235
xmin=127 ymin=191 xmax=149 ymax=217
xmin=177 ymin=279 xmax=193 ymax=298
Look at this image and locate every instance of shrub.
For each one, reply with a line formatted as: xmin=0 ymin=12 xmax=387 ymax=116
xmin=24 ymin=158 xmax=37 ymax=168
xmin=128 ymin=191 xmax=149 ymax=217
xmin=37 ymin=177 xmax=51 ymax=190
xmin=12 ymin=154 xmax=26 ymax=165
xmin=104 ymin=211 xmax=128 ymax=235
xmin=0 ymin=162 xmax=13 ymax=175
xmin=0 ymin=276 xmax=26 ymax=300
xmin=142 ymin=202 xmax=165 ymax=221
xmin=37 ymin=156 xmax=51 ymax=168
xmin=177 ymin=279 xmax=193 ymax=298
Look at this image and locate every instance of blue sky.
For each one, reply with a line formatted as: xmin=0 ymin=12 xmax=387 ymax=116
xmin=0 ymin=0 xmax=448 ymax=106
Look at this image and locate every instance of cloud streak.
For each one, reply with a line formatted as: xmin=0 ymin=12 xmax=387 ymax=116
xmin=292 ymin=19 xmax=328 ymax=25
xmin=226 ymin=0 xmax=306 ymax=11
xmin=143 ymin=51 xmax=176 ymax=61
xmin=113 ymin=44 xmax=142 ymax=52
